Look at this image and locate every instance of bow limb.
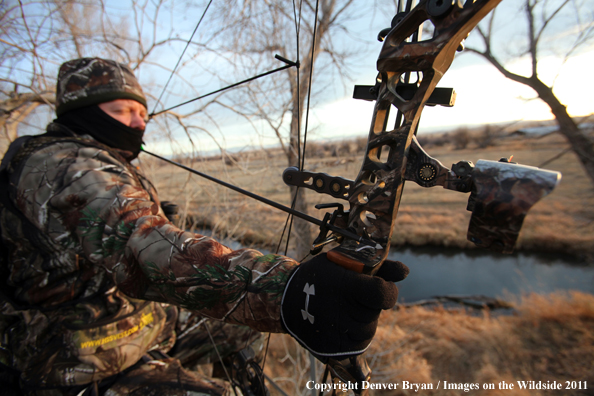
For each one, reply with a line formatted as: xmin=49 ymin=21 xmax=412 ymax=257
xmin=327 ymin=0 xmax=503 ymax=275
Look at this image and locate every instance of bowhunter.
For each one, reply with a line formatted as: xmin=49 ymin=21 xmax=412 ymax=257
xmin=0 ymin=58 xmax=408 ymax=395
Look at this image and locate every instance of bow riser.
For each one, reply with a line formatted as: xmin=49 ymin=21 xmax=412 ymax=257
xmin=328 ymin=0 xmax=503 ymax=275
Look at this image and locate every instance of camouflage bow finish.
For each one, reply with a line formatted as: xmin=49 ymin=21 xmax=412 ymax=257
xmin=284 ymin=1 xmax=563 ymax=392
xmin=285 ymin=0 xmax=561 ymax=276
xmin=320 ymin=0 xmax=504 ymax=274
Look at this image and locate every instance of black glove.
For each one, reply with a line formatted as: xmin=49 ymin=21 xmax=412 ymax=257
xmin=281 ymin=253 xmax=409 ymax=362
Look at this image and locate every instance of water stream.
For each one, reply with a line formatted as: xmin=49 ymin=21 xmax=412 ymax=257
xmin=387 ymin=246 xmax=593 ymax=302
xmin=196 ymin=229 xmax=594 ymax=303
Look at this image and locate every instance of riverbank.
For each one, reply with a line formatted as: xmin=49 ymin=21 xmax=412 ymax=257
xmin=264 ymin=291 xmax=594 ymax=396
xmin=143 ymin=130 xmax=594 ymax=259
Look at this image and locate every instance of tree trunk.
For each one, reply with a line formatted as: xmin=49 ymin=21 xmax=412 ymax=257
xmin=287 ymin=81 xmax=312 ymax=259
xmin=467 ymin=48 xmax=594 ymax=186
xmin=529 ymin=77 xmax=594 ymax=185
xmin=466 ymin=0 xmax=594 ymax=186
xmin=283 ymin=3 xmax=334 ymax=259
xmin=290 ymin=187 xmax=313 ymax=260
xmin=0 ymin=92 xmax=55 ymax=153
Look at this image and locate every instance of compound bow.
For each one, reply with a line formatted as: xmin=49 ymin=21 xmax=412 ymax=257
xmin=281 ymin=0 xmax=561 ymax=391
xmin=147 ymin=0 xmax=561 ymax=393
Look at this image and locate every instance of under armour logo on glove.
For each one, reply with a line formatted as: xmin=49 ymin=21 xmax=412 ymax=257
xmin=301 ymin=283 xmax=315 ymax=324
xmin=281 ymin=253 xmax=408 ymax=363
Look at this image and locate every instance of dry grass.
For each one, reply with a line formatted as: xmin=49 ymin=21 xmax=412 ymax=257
xmin=145 ymin=130 xmax=594 ymax=258
xmin=264 ymin=292 xmax=594 ymax=396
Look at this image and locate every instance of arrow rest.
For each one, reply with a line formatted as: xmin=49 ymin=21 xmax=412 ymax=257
xmin=311 ymin=203 xmax=348 ymax=256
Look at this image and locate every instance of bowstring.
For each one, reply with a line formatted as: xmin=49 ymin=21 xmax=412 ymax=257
xmin=276 ymin=0 xmax=320 ymax=259
xmin=150 ymin=61 xmax=296 ymax=117
xmin=273 ymin=3 xmax=297 ymax=256
xmin=289 ymin=0 xmax=320 ymax=262
xmin=266 ymin=0 xmax=308 ymax=386
xmin=299 ymin=0 xmax=320 ymax=173
xmin=271 ymin=1 xmax=321 ymax=391
xmin=151 ymin=0 xmax=214 ymax=116
xmin=256 ymin=0 xmax=311 ymax=391
xmin=274 ymin=0 xmax=303 ymax=256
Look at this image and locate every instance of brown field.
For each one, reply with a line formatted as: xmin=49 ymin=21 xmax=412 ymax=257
xmin=142 ymin=128 xmax=594 ymax=395
xmin=264 ymin=291 xmax=594 ymax=396
xmin=144 ymin=126 xmax=594 ymax=394
xmin=143 ymin=127 xmax=594 ymax=259
xmin=2 ymin=124 xmax=590 ymax=394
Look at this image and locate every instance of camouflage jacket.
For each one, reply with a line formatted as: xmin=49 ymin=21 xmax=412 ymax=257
xmin=0 ymin=127 xmax=297 ymax=389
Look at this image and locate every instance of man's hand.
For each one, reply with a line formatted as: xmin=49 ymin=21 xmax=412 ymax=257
xmin=280 ymin=253 xmax=409 ymax=362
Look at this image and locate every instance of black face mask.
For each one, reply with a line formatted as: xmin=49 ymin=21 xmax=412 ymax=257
xmin=55 ymin=105 xmax=145 ymax=160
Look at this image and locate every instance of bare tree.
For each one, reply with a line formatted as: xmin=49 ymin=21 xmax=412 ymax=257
xmin=0 ymin=0 xmax=361 ymax=258
xmin=203 ymin=0 xmax=360 ymax=258
xmin=465 ymin=0 xmax=594 ymax=185
xmin=0 ymin=0 xmax=213 ymax=151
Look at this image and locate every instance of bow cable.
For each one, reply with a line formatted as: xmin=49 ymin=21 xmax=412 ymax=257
xmin=276 ymin=0 xmax=321 ymax=260
xmin=265 ymin=0 xmax=309 ymax=385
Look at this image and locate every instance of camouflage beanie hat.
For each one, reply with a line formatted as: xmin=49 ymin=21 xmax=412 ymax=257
xmin=55 ymin=58 xmax=147 ymax=116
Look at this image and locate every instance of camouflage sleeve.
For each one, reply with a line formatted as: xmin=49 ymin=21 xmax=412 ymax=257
xmin=16 ymin=140 xmax=297 ymax=333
